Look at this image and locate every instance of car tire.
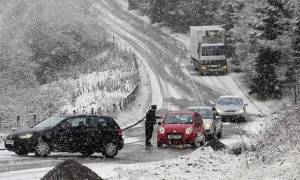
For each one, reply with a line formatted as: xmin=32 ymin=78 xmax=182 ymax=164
xmin=191 ymin=142 xmax=196 ymax=148
xmin=35 ymin=140 xmax=50 ymax=157
xmin=157 ymin=142 xmax=163 ymax=148
xmin=103 ymin=142 xmax=118 ymax=158
xmin=220 ymin=116 xmax=226 ymax=122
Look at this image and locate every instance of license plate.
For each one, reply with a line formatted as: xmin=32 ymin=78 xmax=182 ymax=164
xmin=5 ymin=140 xmax=14 ymax=145
xmin=168 ymin=135 xmax=181 ymax=139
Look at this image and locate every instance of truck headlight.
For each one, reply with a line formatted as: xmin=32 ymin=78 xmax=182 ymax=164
xmin=19 ymin=134 xmax=33 ymax=139
xmin=185 ymin=127 xmax=193 ymax=135
xmin=159 ymin=127 xmax=165 ymax=134
xmin=201 ymin=66 xmax=207 ymax=69
xmin=223 ymin=65 xmax=227 ymax=69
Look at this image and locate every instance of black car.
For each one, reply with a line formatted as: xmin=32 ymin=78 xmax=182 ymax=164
xmin=4 ymin=114 xmax=124 ymax=158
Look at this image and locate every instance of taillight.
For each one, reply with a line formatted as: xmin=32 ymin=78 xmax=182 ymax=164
xmin=117 ymin=128 xmax=122 ymax=137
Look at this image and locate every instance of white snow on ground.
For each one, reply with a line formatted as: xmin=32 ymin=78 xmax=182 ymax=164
xmin=92 ymin=2 xmax=163 ymax=110
xmin=166 ymin=84 xmax=182 ymax=99
xmin=0 ymin=147 xmax=246 ymax=180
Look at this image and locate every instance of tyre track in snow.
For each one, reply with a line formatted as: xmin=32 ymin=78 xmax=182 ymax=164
xmin=95 ymin=0 xmax=223 ymax=107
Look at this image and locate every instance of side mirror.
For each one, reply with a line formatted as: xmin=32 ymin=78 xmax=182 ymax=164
xmin=158 ymin=122 xmax=161 ymax=125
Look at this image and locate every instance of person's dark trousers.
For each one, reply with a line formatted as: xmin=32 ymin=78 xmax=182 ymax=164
xmin=145 ymin=125 xmax=154 ymax=146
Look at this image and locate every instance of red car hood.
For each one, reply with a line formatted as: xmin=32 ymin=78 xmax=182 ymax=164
xmin=161 ymin=124 xmax=193 ymax=134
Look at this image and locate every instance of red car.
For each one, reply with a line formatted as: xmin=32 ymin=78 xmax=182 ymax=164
xmin=157 ymin=111 xmax=206 ymax=147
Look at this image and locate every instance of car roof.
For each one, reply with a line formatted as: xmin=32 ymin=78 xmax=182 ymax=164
xmin=186 ymin=106 xmax=212 ymax=110
xmin=167 ymin=110 xmax=195 ymax=115
xmin=218 ymin=95 xmax=242 ymax=99
xmin=58 ymin=114 xmax=113 ymax=119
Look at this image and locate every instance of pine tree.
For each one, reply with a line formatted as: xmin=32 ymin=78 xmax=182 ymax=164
xmin=221 ymin=1 xmax=239 ymax=58
xmin=250 ymin=46 xmax=282 ymax=99
xmin=149 ymin=0 xmax=168 ymax=23
xmin=166 ymin=0 xmax=218 ymax=32
xmin=292 ymin=15 xmax=300 ymax=66
xmin=247 ymin=0 xmax=292 ymax=99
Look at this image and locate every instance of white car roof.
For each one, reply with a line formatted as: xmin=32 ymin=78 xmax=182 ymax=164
xmin=186 ymin=106 xmax=212 ymax=110
xmin=218 ymin=95 xmax=242 ymax=99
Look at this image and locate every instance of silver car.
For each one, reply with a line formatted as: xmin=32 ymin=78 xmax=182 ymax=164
xmin=186 ymin=106 xmax=222 ymax=139
xmin=215 ymin=96 xmax=248 ymax=122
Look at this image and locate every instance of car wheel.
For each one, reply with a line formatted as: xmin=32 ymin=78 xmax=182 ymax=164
xmin=35 ymin=140 xmax=50 ymax=157
xmin=157 ymin=142 xmax=163 ymax=148
xmin=103 ymin=142 xmax=118 ymax=158
xmin=191 ymin=142 xmax=196 ymax=148
xmin=220 ymin=116 xmax=226 ymax=122
xmin=14 ymin=149 xmax=28 ymax=156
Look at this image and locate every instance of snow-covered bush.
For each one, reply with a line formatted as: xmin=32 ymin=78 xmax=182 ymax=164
xmin=254 ymin=105 xmax=300 ymax=163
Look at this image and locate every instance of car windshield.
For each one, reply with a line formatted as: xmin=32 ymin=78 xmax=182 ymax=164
xmin=202 ymin=45 xmax=225 ymax=56
xmin=195 ymin=109 xmax=212 ymax=119
xmin=217 ymin=97 xmax=243 ymax=106
xmin=33 ymin=116 xmax=65 ymax=128
xmin=165 ymin=114 xmax=193 ymax=124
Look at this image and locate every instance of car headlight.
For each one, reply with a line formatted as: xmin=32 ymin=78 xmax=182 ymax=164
xmin=159 ymin=127 xmax=165 ymax=134
xmin=201 ymin=66 xmax=207 ymax=69
xmin=19 ymin=134 xmax=33 ymax=139
xmin=185 ymin=127 xmax=193 ymax=135
xmin=216 ymin=108 xmax=222 ymax=113
xmin=238 ymin=109 xmax=244 ymax=113
xmin=205 ymin=123 xmax=212 ymax=129
xmin=223 ymin=65 xmax=227 ymax=69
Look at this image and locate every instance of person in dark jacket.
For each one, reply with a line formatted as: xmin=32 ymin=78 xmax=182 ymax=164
xmin=145 ymin=105 xmax=161 ymax=146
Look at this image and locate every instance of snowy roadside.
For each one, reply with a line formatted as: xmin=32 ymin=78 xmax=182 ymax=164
xmin=0 ymin=147 xmax=246 ymax=180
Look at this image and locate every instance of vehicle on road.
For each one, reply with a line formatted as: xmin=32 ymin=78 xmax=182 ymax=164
xmin=156 ymin=111 xmax=206 ymax=147
xmin=215 ymin=96 xmax=248 ymax=122
xmin=4 ymin=114 xmax=124 ymax=158
xmin=190 ymin=26 xmax=227 ymax=75
xmin=186 ymin=106 xmax=222 ymax=139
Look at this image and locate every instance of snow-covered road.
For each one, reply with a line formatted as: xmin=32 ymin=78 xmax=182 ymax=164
xmin=0 ymin=0 xmax=279 ymax=179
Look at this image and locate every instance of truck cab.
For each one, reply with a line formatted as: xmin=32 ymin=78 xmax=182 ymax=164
xmin=190 ymin=26 xmax=227 ymax=75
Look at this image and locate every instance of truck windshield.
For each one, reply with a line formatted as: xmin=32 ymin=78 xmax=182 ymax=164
xmin=202 ymin=46 xmax=225 ymax=56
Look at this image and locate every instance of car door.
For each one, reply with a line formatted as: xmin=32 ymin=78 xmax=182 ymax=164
xmin=66 ymin=116 xmax=88 ymax=151
xmin=51 ymin=120 xmax=73 ymax=151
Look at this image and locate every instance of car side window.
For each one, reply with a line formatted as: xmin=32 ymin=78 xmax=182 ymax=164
xmin=87 ymin=117 xmax=108 ymax=128
xmin=67 ymin=117 xmax=87 ymax=128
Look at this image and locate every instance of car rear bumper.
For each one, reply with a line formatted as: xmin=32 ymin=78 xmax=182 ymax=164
xmin=118 ymin=139 xmax=124 ymax=150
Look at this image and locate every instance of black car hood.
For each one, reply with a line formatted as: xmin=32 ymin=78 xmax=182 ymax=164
xmin=10 ymin=127 xmax=50 ymax=137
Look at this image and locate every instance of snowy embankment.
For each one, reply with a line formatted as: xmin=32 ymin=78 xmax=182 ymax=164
xmin=45 ymin=49 xmax=140 ymax=118
xmin=0 ymin=147 xmax=244 ymax=180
